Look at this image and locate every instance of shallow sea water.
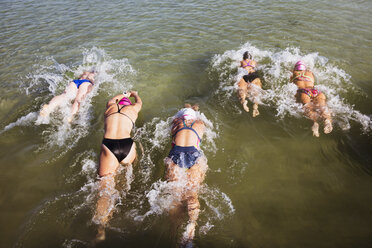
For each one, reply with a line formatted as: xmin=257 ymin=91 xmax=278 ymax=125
xmin=0 ymin=0 xmax=371 ymax=247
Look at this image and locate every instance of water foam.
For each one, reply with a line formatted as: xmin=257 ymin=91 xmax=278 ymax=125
xmin=133 ymin=110 xmax=229 ymax=238
xmin=211 ymin=42 xmax=372 ymax=132
xmin=0 ymin=112 xmax=38 ymax=134
xmin=2 ymin=47 xmax=136 ymax=157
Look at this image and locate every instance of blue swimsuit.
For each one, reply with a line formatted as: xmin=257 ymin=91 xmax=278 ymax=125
xmin=168 ymin=145 xmax=201 ymax=169
xmin=73 ymin=79 xmax=92 ymax=88
xmin=168 ymin=120 xmax=203 ymax=169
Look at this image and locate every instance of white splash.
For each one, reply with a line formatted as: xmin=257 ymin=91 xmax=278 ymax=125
xmin=0 ymin=112 xmax=38 ymax=134
xmin=2 ymin=47 xmax=137 ymax=157
xmin=211 ymin=42 xmax=372 ymax=132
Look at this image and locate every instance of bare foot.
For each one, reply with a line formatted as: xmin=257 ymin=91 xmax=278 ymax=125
xmin=95 ymin=225 xmax=106 ymax=242
xmin=182 ymin=222 xmax=196 ymax=245
xmin=242 ymin=100 xmax=249 ymax=112
xmin=40 ymin=104 xmax=50 ymax=117
xmin=312 ymin=122 xmax=320 ymax=137
xmin=252 ymin=104 xmax=259 ymax=117
xmin=324 ymin=119 xmax=333 ymax=134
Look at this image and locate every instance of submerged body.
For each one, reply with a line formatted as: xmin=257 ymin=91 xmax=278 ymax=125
xmin=238 ymin=51 xmax=262 ymax=117
xmin=40 ymin=71 xmax=96 ymax=122
xmin=93 ymin=91 xmax=142 ymax=241
xmin=164 ymin=105 xmax=208 ymax=245
xmin=290 ymin=61 xmax=332 ymax=136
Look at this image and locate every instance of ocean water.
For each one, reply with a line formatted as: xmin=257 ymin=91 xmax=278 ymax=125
xmin=0 ymin=0 xmax=371 ymax=247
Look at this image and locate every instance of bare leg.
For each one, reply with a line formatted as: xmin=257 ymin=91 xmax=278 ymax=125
xmin=94 ymin=175 xmax=117 ymax=241
xmin=93 ymin=144 xmax=120 ymax=241
xmin=298 ymin=92 xmax=320 ymax=137
xmin=182 ymin=158 xmax=207 ymax=244
xmin=165 ymin=159 xmax=187 ymax=235
xmin=94 ymin=142 xmax=136 ymax=241
xmin=40 ymin=82 xmax=77 ymax=116
xmin=314 ymin=93 xmax=333 ymax=134
xmin=68 ymin=83 xmax=93 ymax=123
xmin=324 ymin=118 xmax=332 ymax=134
xmin=251 ymin=78 xmax=262 ymax=117
xmin=252 ymin=103 xmax=259 ymax=117
xmin=311 ymin=122 xmax=320 ymax=137
xmin=238 ymin=78 xmax=249 ymax=112
xmin=304 ymin=103 xmax=320 ymax=137
xmin=238 ymin=89 xmax=249 ymax=112
xmin=182 ymin=193 xmax=200 ymax=243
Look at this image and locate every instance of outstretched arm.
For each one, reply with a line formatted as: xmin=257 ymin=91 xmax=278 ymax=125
xmin=106 ymin=94 xmax=125 ymax=108
xmin=130 ymin=91 xmax=142 ymax=113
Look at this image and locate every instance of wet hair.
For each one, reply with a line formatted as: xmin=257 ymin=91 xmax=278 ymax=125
xmin=243 ymin=51 xmax=252 ymax=60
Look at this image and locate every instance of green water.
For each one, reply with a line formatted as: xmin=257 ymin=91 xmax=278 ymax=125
xmin=0 ymin=0 xmax=371 ymax=247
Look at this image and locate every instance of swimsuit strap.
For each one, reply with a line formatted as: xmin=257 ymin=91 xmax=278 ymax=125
xmin=298 ymin=87 xmax=320 ymax=98
xmin=172 ymin=120 xmax=202 ymax=143
xmin=292 ymin=72 xmax=314 ymax=83
xmin=74 ymin=79 xmax=91 ymax=83
xmin=242 ymin=59 xmax=255 ymax=69
xmin=105 ymin=102 xmax=135 ymax=127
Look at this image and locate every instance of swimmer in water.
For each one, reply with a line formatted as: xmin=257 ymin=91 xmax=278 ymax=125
xmin=165 ymin=104 xmax=208 ymax=245
xmin=290 ymin=61 xmax=333 ymax=137
xmin=93 ymin=91 xmax=142 ymax=241
xmin=238 ymin=51 xmax=262 ymax=117
xmin=39 ymin=71 xmax=96 ymax=123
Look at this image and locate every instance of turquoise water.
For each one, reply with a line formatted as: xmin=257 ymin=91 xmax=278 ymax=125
xmin=0 ymin=1 xmax=372 ymax=247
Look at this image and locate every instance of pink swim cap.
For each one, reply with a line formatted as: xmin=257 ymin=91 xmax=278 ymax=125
xmin=119 ymin=97 xmax=132 ymax=106
xmin=294 ymin=61 xmax=306 ymax=71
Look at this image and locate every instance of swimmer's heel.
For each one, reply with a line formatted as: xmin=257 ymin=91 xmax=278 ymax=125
xmin=312 ymin=122 xmax=320 ymax=137
xmin=243 ymin=100 xmax=249 ymax=112
xmin=252 ymin=103 xmax=259 ymax=117
xmin=94 ymin=225 xmax=106 ymax=242
xmin=324 ymin=119 xmax=333 ymax=134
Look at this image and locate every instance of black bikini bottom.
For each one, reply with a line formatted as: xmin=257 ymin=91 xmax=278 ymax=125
xmin=102 ymin=138 xmax=134 ymax=162
xmin=243 ymin=72 xmax=260 ymax=83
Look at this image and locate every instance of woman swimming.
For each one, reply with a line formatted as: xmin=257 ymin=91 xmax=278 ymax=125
xmin=238 ymin=51 xmax=262 ymax=117
xmin=93 ymin=91 xmax=142 ymax=241
xmin=290 ymin=61 xmax=333 ymax=136
xmin=164 ymin=104 xmax=208 ymax=245
xmin=40 ymin=71 xmax=96 ymax=123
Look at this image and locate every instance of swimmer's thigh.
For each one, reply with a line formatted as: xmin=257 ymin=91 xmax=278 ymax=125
xmin=314 ymin=92 xmax=327 ymax=105
xmin=99 ymin=144 xmax=120 ymax=177
xmin=121 ymin=142 xmax=136 ymax=165
xmin=296 ymin=92 xmax=311 ymax=104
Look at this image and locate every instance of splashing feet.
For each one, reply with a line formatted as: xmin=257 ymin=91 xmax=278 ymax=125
xmin=243 ymin=100 xmax=249 ymax=112
xmin=181 ymin=221 xmax=196 ymax=247
xmin=252 ymin=103 xmax=259 ymax=117
xmin=95 ymin=225 xmax=106 ymax=242
xmin=312 ymin=122 xmax=320 ymax=137
xmin=324 ymin=119 xmax=333 ymax=134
